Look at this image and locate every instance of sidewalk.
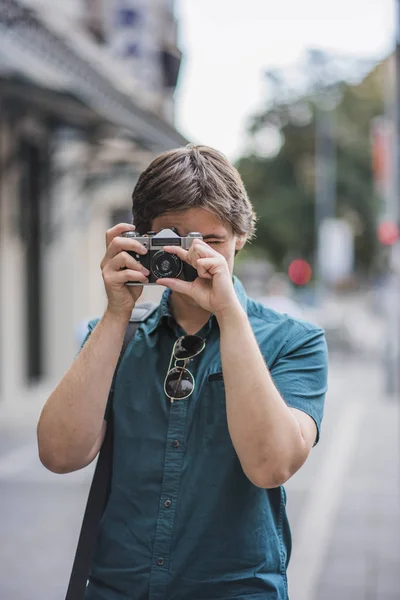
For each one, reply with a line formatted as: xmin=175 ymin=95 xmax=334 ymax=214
xmin=286 ymin=354 xmax=400 ymax=600
xmin=0 ymin=353 xmax=398 ymax=599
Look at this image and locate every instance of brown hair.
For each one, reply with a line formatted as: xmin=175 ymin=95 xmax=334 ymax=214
xmin=131 ymin=144 xmax=257 ymax=240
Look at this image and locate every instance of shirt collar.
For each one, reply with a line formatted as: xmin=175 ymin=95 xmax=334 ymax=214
xmin=147 ymin=275 xmax=248 ymax=335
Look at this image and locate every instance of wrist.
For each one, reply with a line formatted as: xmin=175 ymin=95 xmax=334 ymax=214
xmin=104 ymin=306 xmax=132 ymax=326
xmin=215 ymin=300 xmax=246 ymax=327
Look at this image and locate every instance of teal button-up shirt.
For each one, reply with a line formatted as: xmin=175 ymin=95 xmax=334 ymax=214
xmin=84 ymin=278 xmax=328 ymax=600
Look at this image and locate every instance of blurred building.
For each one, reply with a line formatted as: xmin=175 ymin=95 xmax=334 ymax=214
xmin=0 ymin=0 xmax=186 ymax=404
xmin=85 ymin=0 xmax=181 ymax=123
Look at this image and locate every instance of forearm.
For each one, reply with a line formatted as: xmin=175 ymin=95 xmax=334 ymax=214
xmin=37 ymin=309 xmax=130 ymax=473
xmin=216 ymin=303 xmax=309 ymax=488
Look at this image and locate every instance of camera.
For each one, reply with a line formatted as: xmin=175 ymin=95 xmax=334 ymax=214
xmin=121 ymin=228 xmax=203 ymax=285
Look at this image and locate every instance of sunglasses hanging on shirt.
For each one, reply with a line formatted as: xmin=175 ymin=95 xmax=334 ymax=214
xmin=164 ymin=335 xmax=206 ymax=402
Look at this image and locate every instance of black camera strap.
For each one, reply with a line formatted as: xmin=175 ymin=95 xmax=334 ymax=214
xmin=65 ymin=302 xmax=158 ymax=600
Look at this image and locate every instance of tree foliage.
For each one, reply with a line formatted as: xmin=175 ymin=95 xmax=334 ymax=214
xmin=236 ymin=50 xmax=386 ymax=275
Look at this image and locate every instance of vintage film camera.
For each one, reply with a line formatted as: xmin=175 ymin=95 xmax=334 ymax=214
xmin=121 ymin=228 xmax=202 ymax=285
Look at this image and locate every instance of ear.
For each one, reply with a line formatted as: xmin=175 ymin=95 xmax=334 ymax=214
xmin=235 ymin=235 xmax=246 ymax=252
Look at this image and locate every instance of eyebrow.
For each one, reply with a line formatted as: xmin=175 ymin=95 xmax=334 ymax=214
xmin=202 ymin=234 xmax=226 ymax=240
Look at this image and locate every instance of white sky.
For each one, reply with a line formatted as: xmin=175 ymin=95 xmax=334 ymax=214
xmin=174 ymin=0 xmax=395 ymax=160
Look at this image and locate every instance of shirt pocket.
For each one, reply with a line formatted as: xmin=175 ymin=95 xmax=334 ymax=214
xmin=203 ymin=371 xmax=235 ymax=453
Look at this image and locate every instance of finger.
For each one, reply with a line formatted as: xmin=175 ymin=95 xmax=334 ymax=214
xmin=183 ymin=240 xmax=220 ymax=268
xmin=108 ymin=252 xmax=150 ymax=276
xmin=189 ymin=239 xmax=219 ymax=258
xmin=104 ymin=235 xmax=148 ymax=262
xmin=196 ymin=257 xmax=225 ymax=278
xmin=163 ymin=245 xmax=189 ymax=261
xmin=195 ymin=259 xmax=213 ymax=279
xmin=105 ymin=223 xmax=135 ymax=249
xmin=156 ymin=278 xmax=193 ymax=295
xmin=104 ymin=268 xmax=149 ymax=286
xmin=163 ymin=243 xmax=207 ymax=270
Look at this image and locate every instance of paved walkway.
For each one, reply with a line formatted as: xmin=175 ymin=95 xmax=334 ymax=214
xmin=286 ymin=354 xmax=400 ymax=600
xmin=0 ymin=353 xmax=398 ymax=600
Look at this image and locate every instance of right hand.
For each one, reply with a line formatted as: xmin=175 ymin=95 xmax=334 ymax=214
xmin=101 ymin=223 xmax=150 ymax=317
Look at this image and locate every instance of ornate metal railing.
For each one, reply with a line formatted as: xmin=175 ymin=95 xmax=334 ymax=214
xmin=0 ymin=0 xmax=186 ymax=150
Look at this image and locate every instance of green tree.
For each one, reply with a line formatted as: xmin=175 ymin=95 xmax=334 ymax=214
xmin=236 ymin=50 xmax=385 ymax=276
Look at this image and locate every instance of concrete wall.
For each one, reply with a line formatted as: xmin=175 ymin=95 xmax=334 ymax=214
xmin=0 ymin=121 xmax=27 ymax=404
xmin=0 ymin=125 xmax=163 ymax=405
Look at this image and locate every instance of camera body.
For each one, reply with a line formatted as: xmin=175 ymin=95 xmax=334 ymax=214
xmin=121 ymin=228 xmax=202 ymax=285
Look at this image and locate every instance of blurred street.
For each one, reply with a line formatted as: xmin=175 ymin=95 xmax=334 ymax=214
xmin=286 ymin=354 xmax=400 ymax=600
xmin=0 ymin=2 xmax=399 ymax=599
xmin=0 ymin=303 xmax=398 ymax=600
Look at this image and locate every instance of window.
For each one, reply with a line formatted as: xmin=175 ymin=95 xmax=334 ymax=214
xmin=118 ymin=8 xmax=140 ymax=27
xmin=124 ymin=43 xmax=140 ymax=58
xmin=161 ymin=48 xmax=182 ymax=89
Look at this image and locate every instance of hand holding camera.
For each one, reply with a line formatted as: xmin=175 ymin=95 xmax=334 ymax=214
xmin=101 ymin=224 xmax=238 ymax=317
xmin=157 ymin=236 xmax=241 ymax=317
xmin=101 ymin=223 xmax=150 ymax=318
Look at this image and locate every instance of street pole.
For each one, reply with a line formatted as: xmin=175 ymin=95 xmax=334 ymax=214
xmin=396 ymin=1 xmax=400 ymax=209
xmin=314 ymin=104 xmax=336 ymax=305
xmin=392 ymin=0 xmax=400 ymax=397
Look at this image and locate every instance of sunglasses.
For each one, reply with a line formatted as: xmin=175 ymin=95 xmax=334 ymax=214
xmin=164 ymin=335 xmax=206 ymax=402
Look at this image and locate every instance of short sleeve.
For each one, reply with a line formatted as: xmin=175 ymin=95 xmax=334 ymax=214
xmin=76 ymin=318 xmax=100 ymax=355
xmin=270 ymin=327 xmax=328 ymax=444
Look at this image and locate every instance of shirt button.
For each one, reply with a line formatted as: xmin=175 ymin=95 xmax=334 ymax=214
xmin=164 ymin=499 xmax=172 ymax=508
xmin=172 ymin=440 xmax=180 ymax=448
xmin=157 ymin=557 xmax=164 ymax=566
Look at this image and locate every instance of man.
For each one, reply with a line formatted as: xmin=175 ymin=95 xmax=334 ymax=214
xmin=37 ymin=145 xmax=328 ymax=600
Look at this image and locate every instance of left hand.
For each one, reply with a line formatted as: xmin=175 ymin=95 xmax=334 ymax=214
xmin=156 ymin=240 xmax=239 ymax=315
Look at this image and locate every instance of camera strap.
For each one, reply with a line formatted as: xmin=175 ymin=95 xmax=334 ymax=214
xmin=65 ymin=302 xmax=159 ymax=600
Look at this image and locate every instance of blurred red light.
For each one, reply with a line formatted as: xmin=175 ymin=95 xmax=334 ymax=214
xmin=377 ymin=221 xmax=399 ymax=246
xmin=288 ymin=259 xmax=312 ymax=286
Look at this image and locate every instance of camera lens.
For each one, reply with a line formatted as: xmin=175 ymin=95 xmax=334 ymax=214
xmin=151 ymin=251 xmax=182 ymax=279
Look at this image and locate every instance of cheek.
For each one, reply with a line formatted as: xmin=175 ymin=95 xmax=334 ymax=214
xmin=220 ymin=246 xmax=235 ymax=268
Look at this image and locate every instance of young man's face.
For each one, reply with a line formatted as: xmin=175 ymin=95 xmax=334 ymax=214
xmin=151 ymin=207 xmax=246 ymax=274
